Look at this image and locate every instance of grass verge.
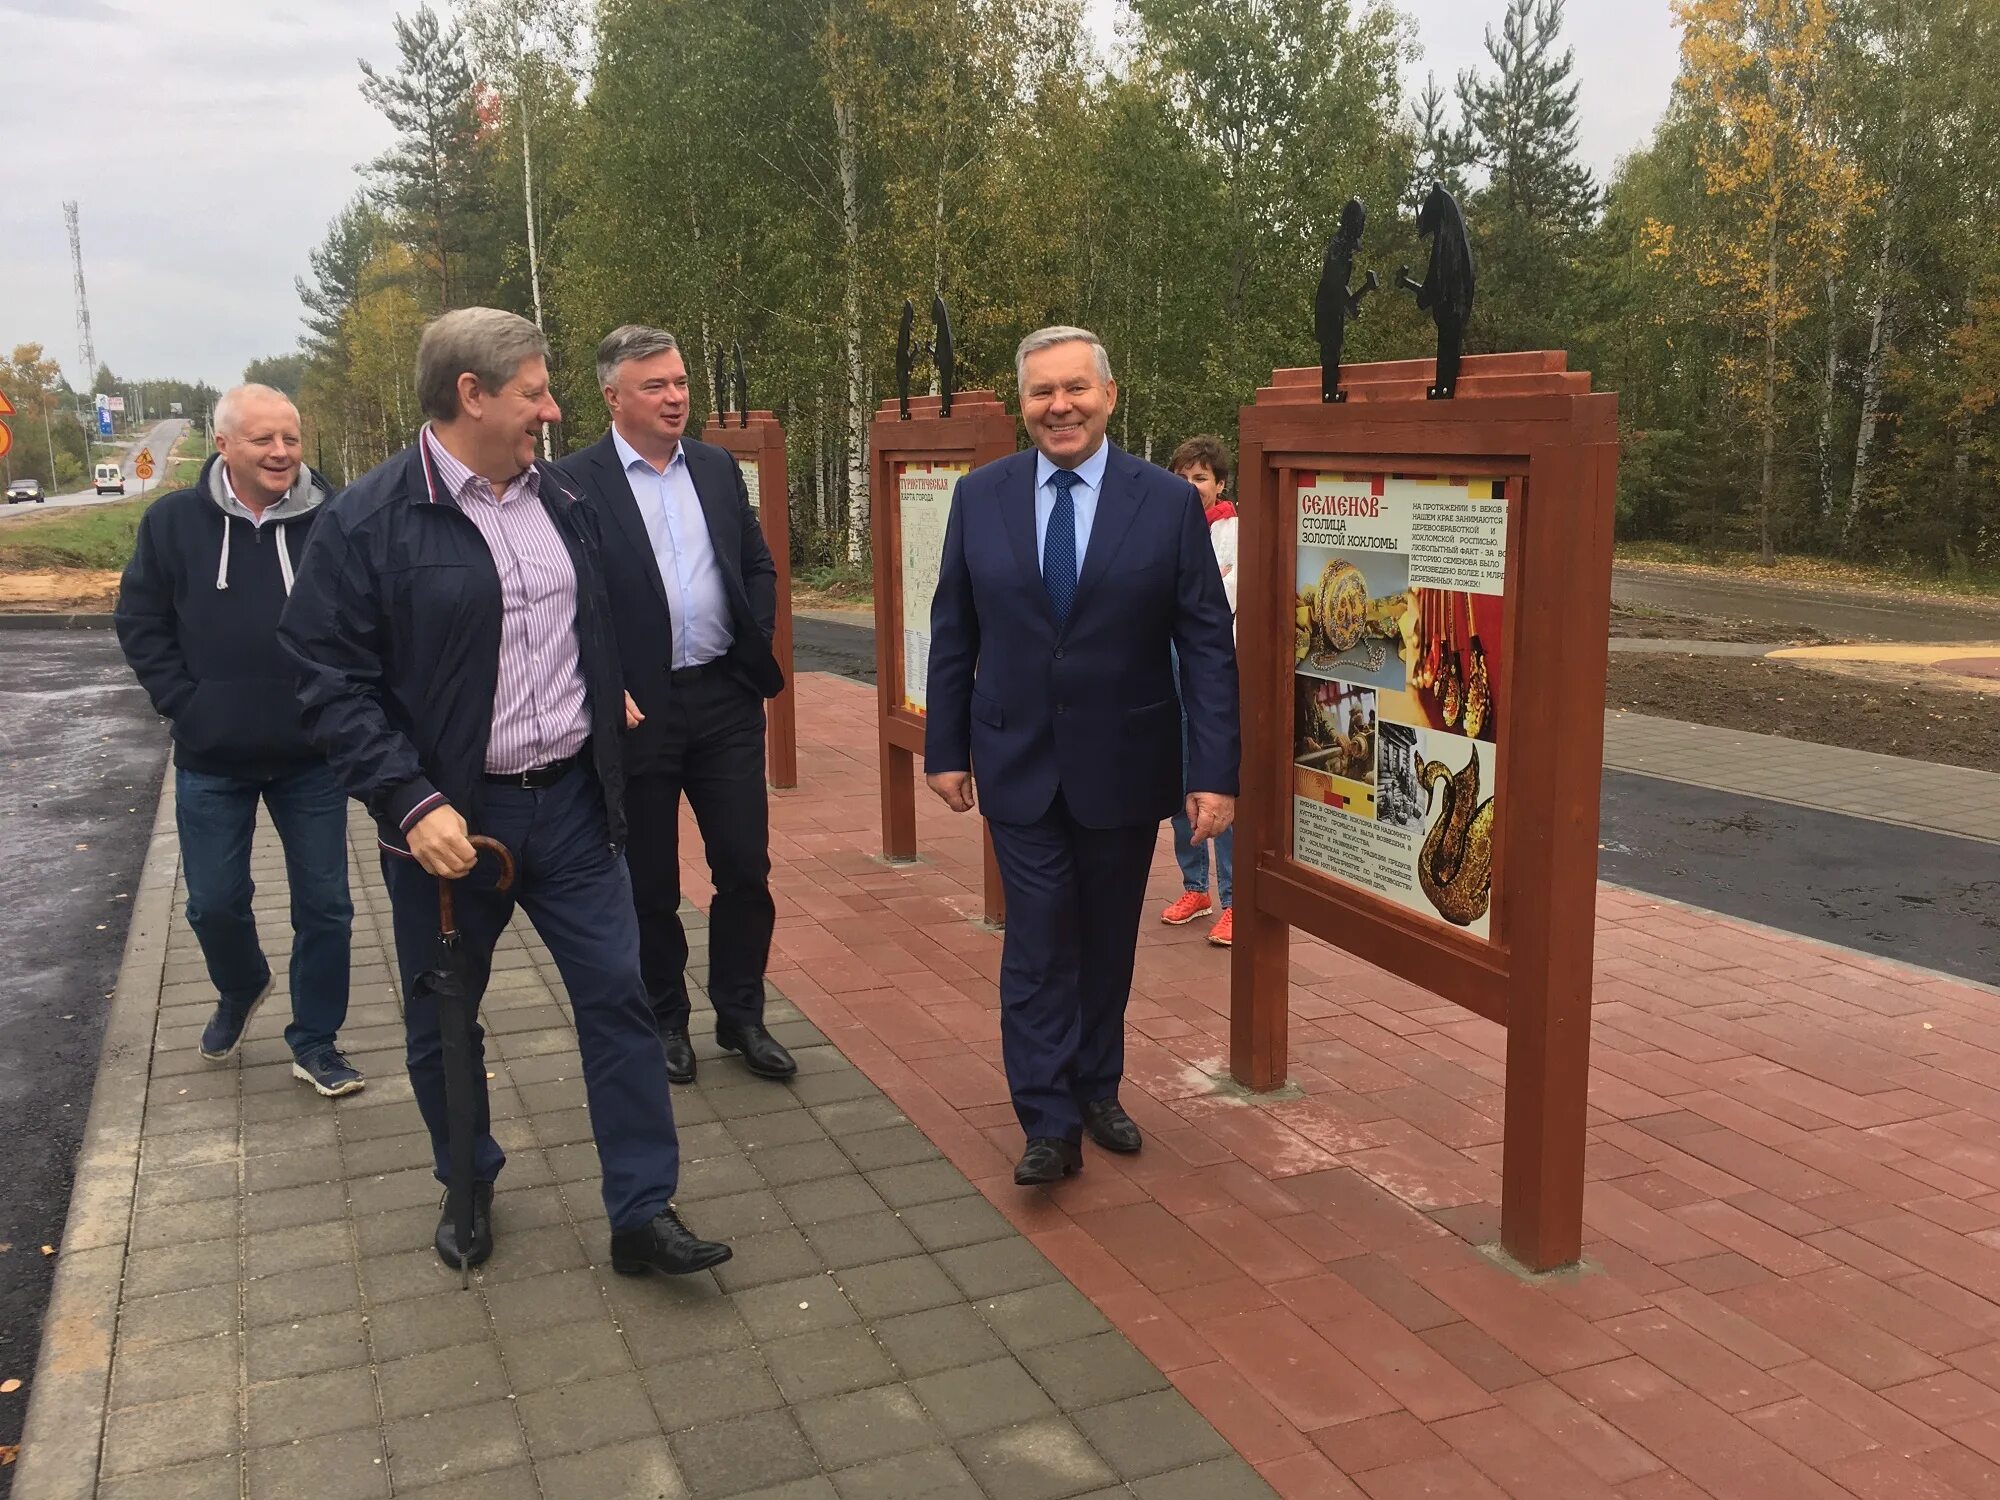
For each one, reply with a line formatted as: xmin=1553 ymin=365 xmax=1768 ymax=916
xmin=0 ymin=498 xmax=153 ymax=570
xmin=793 ymin=561 xmax=874 ymax=610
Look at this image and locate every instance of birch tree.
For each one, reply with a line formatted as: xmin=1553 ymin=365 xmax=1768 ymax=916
xmin=1667 ymin=0 xmax=1869 ymax=563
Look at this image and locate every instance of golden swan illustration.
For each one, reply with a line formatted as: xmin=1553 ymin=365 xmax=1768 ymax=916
xmin=1416 ymin=744 xmax=1494 ymax=926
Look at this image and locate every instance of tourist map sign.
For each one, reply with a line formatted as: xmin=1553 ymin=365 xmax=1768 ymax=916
xmin=895 ymin=462 xmax=964 ymax=713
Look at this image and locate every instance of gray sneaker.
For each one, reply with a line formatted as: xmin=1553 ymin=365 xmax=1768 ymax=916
xmin=292 ymin=1046 xmax=366 ymax=1098
xmin=198 ymin=976 xmax=273 ymax=1061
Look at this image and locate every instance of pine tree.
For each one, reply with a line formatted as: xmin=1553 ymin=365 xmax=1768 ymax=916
xmin=1408 ymin=75 xmax=1472 ymax=215
xmin=1454 ymin=0 xmax=1599 ymax=352
xmin=359 ymin=5 xmax=485 ymax=308
xmin=1457 ymin=0 xmax=1597 ymax=232
xmin=297 ymin=198 xmax=385 ymax=357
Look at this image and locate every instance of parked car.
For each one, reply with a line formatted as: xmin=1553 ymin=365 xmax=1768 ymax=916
xmin=94 ymin=462 xmax=125 ymax=496
xmin=6 ymin=477 xmax=45 ymax=504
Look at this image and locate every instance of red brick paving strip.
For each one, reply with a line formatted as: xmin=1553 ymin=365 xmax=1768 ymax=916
xmin=742 ymin=674 xmax=2000 ymax=1498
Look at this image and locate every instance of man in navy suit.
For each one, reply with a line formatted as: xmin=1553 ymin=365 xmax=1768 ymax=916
xmin=555 ymin=325 xmax=794 ymax=1088
xmin=924 ymin=326 xmax=1239 ymax=1185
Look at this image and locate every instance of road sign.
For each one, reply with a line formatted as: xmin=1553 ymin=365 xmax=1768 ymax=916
xmin=134 ymin=449 xmax=155 ymax=481
xmin=0 ymin=389 xmax=14 ymax=460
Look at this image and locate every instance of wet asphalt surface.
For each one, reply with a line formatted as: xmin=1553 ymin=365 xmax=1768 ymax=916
xmin=0 ymin=627 xmax=166 ymax=1479
xmin=1612 ymin=565 xmax=2000 ymax=643
xmin=796 ymin=611 xmax=1999 ymax=984
xmin=1598 ymin=773 xmax=1997 ymax=985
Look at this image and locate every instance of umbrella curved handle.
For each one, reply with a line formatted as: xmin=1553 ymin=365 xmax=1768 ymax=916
xmin=468 ymin=835 xmax=516 ymax=893
xmin=437 ymin=835 xmax=520 ymax=935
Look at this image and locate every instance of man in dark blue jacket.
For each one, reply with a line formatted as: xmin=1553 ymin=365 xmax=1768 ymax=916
xmin=116 ymin=384 xmax=360 ymax=1097
xmin=280 ymin=308 xmax=729 ymax=1278
xmin=924 ymin=326 xmax=1239 ymax=1186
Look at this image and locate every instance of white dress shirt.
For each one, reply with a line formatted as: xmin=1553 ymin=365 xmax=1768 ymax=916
xmin=612 ymin=426 xmax=734 ymax=669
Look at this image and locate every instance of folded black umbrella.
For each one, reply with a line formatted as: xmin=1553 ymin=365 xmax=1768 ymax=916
xmin=416 ymin=834 xmax=516 ymax=1288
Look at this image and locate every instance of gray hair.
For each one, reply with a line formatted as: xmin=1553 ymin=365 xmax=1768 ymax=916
xmin=597 ymin=324 xmax=680 ymax=392
xmin=415 ymin=307 xmax=550 ymax=421
xmin=213 ymin=383 xmax=297 ymax=436
xmin=1015 ymin=325 xmax=1114 ymax=391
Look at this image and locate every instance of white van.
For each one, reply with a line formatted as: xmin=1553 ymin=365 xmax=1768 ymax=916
xmin=94 ymin=462 xmax=125 ymax=496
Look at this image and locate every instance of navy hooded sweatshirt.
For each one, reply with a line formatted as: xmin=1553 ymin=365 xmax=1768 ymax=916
xmin=115 ymin=453 xmax=334 ymax=780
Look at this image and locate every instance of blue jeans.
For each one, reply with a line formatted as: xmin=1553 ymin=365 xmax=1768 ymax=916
xmin=176 ymin=762 xmax=353 ymax=1056
xmin=1170 ymin=701 xmax=1233 ymax=908
xmin=381 ymin=765 xmax=681 ymax=1231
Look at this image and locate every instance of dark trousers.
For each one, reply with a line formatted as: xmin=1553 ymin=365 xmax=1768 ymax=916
xmin=381 ymin=764 xmax=679 ymax=1231
xmin=176 ymin=761 xmax=353 ymax=1056
xmin=625 ymin=668 xmax=774 ymax=1034
xmin=985 ymin=794 xmax=1157 ymax=1142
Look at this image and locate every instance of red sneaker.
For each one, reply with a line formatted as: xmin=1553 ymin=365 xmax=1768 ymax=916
xmin=1160 ymin=891 xmax=1213 ymax=926
xmin=1207 ymin=908 xmax=1234 ymax=946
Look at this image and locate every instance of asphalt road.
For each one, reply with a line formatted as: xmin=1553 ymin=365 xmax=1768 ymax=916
xmin=1613 ymin=564 xmax=2000 ymax=642
xmin=1598 ymin=773 xmax=1996 ymax=985
xmin=0 ymin=628 xmax=165 ymax=1481
xmin=793 ymin=610 xmax=1997 ymax=984
xmin=0 ymin=419 xmax=188 ymax=524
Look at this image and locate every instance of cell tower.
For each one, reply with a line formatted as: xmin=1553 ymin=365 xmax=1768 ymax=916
xmin=65 ymin=201 xmax=98 ymax=390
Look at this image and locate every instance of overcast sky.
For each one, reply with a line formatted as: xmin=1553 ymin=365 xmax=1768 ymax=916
xmin=4 ymin=0 xmax=1678 ymax=391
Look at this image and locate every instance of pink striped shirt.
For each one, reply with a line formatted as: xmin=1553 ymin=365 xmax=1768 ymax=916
xmin=421 ymin=426 xmax=590 ymax=777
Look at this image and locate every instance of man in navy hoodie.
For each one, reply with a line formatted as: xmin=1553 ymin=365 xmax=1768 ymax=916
xmin=116 ymin=384 xmax=361 ymax=1097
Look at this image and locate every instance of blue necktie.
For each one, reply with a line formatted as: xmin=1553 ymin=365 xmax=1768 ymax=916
xmin=1044 ymin=468 xmax=1079 ymax=624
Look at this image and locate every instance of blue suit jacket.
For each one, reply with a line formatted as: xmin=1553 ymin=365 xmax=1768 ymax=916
xmin=923 ymin=443 xmax=1239 ymax=829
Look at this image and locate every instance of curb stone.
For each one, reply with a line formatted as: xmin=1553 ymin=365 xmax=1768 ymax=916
xmin=12 ymin=787 xmax=179 ymax=1498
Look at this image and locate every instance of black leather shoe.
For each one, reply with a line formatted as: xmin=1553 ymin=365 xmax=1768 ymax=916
xmin=1082 ymin=1099 xmax=1143 ymax=1154
xmin=434 ymin=1181 xmax=494 ymax=1269
xmin=661 ymin=1029 xmax=697 ymax=1085
xmin=609 ymin=1205 xmax=733 ymax=1276
xmin=714 ymin=1021 xmax=797 ymax=1079
xmin=1014 ymin=1137 xmax=1083 ymax=1186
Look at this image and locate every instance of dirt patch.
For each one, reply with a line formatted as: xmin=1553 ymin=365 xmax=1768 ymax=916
xmin=1607 ymin=651 xmax=2000 ymax=773
xmin=1611 ymin=602 xmax=1827 ymax=645
xmin=794 ymin=587 xmax=874 ymax=614
xmin=0 ymin=570 xmax=121 ymax=612
xmin=1616 ymin=555 xmax=2000 ymax=615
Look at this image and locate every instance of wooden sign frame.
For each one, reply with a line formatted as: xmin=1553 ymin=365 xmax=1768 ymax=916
xmin=1231 ymin=352 xmax=1617 ymax=1271
xmin=703 ymin=410 xmax=799 ymax=789
xmin=868 ymin=390 xmax=1017 ymax=925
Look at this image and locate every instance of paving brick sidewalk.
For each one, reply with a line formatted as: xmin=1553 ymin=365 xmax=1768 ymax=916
xmin=13 ymin=781 xmax=1268 ymax=1499
xmin=746 ymin=675 xmax=2000 ymax=1500
xmin=24 ymin=671 xmax=2000 ymax=1500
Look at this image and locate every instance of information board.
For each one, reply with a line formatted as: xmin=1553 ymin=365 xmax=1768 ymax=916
xmin=1289 ymin=474 xmax=1507 ymax=939
xmin=896 ymin=462 xmax=964 ymax=713
xmin=868 ymin=388 xmax=1016 ymax=927
xmin=1231 ymin=351 xmax=1619 ymax=1272
xmin=701 ymin=409 xmax=798 ymax=787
